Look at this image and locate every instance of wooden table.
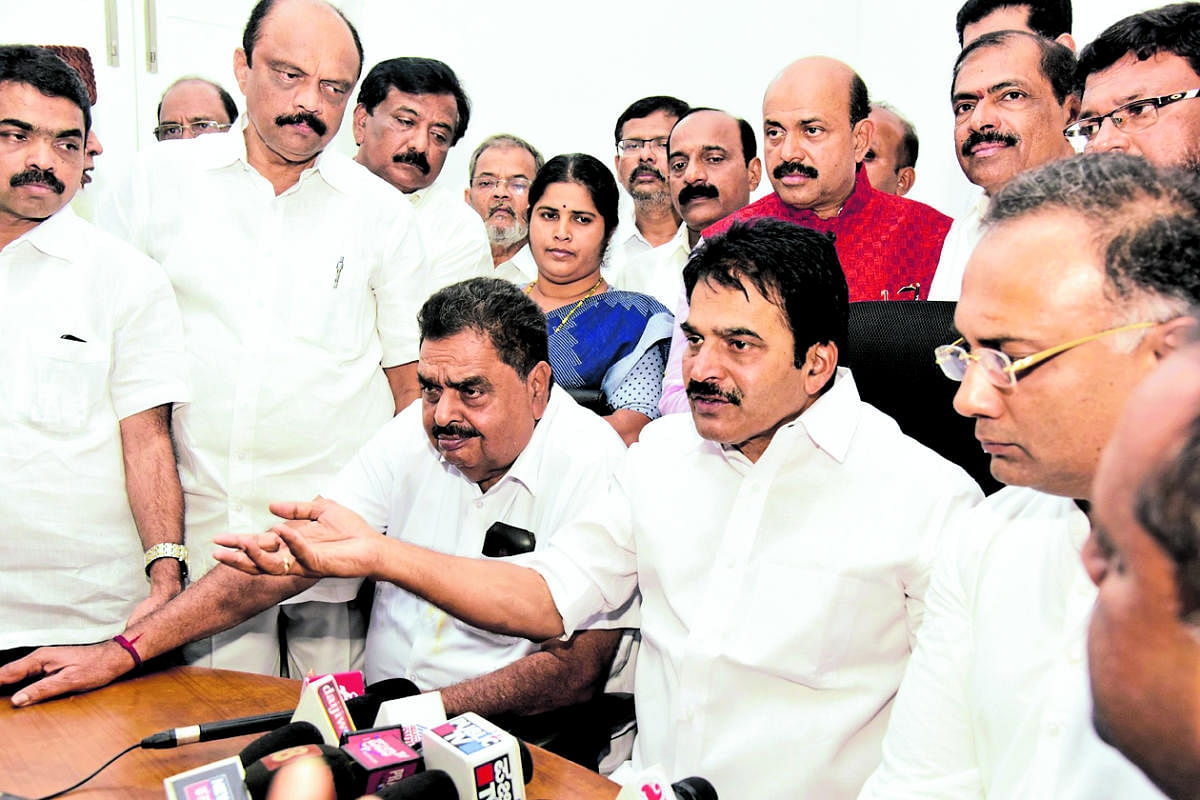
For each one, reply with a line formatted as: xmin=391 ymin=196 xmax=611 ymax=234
xmin=0 ymin=666 xmax=618 ymax=799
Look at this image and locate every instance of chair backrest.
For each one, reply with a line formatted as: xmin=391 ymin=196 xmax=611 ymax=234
xmin=841 ymin=301 xmax=1001 ymax=494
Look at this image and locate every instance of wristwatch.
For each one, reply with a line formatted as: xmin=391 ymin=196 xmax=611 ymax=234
xmin=144 ymin=542 xmax=189 ymax=582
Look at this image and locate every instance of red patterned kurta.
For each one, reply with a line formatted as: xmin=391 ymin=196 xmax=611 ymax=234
xmin=703 ymin=168 xmax=952 ymax=301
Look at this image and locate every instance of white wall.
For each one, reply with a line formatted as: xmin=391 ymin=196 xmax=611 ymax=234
xmin=8 ymin=0 xmax=1158 ymax=216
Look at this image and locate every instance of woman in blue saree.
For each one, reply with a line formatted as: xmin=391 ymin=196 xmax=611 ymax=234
xmin=523 ymin=154 xmax=673 ymax=444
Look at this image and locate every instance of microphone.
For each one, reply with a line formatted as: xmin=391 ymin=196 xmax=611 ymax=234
xmin=242 ymin=744 xmax=359 ymax=800
xmin=422 ymin=712 xmax=531 ymax=799
xmin=616 ymin=766 xmax=719 ymax=800
xmin=238 ymin=721 xmax=324 ymax=766
xmin=141 ymin=678 xmax=419 ymax=748
xmin=672 ymin=776 xmax=718 ymax=800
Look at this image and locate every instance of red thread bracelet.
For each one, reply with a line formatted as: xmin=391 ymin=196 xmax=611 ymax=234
xmin=112 ymin=634 xmax=143 ymax=668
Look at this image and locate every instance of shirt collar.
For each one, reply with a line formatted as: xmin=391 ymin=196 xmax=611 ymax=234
xmin=467 ymin=387 xmax=566 ymax=498
xmin=8 ymin=204 xmax=85 ymax=262
xmin=197 ymin=115 xmax=352 ymax=194
xmin=715 ymin=366 xmax=862 ymax=467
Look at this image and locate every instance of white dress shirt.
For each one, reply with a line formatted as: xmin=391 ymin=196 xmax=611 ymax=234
xmin=615 ymin=222 xmax=690 ymax=308
xmin=0 ymin=207 xmax=189 ymax=648
xmin=927 ymin=189 xmax=988 ymax=302
xmin=98 ymin=128 xmax=428 ymax=594
xmin=518 ymin=370 xmax=982 ymax=799
xmin=324 ymin=389 xmax=633 ymax=687
xmin=407 ymin=179 xmax=493 ymax=292
xmin=858 ymin=486 xmax=1168 ymax=800
xmin=491 ymin=242 xmax=537 ymax=286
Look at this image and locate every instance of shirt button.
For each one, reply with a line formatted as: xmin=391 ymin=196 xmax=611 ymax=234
xmin=236 ymin=452 xmax=247 ymax=461
xmin=234 ymin=503 xmax=244 ymax=512
xmin=1047 ymin=723 xmax=1062 ymax=737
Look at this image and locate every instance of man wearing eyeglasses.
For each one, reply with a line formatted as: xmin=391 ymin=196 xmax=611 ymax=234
xmin=153 ymin=77 xmax=238 ymax=142
xmin=859 ymin=153 xmax=1199 ymax=799
xmin=1073 ymin=3 xmax=1200 ymax=172
xmin=927 ymin=30 xmax=1079 ymax=301
xmin=608 ymin=95 xmax=690 ymax=282
xmin=464 ymin=133 xmax=543 ymax=283
xmin=352 ymin=57 xmax=492 ymax=293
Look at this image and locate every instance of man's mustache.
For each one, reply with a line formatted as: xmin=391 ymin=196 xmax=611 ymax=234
xmin=393 ymin=149 xmax=431 ymax=175
xmin=961 ymin=129 xmax=1019 ymax=156
xmin=677 ymin=183 xmax=720 ymax=206
xmin=629 ymin=164 xmax=665 ymax=184
xmin=431 ymin=423 xmax=480 ymax=440
xmin=275 ymin=112 xmax=327 ymax=137
xmin=686 ymin=379 xmax=742 ymax=406
xmin=773 ymin=161 xmax=818 ymax=180
xmin=11 ymin=167 xmax=65 ymax=194
xmin=487 ymin=201 xmax=515 ymax=218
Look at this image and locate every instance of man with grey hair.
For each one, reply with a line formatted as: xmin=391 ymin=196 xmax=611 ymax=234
xmin=464 ymin=133 xmax=543 ymax=283
xmin=859 ymin=153 xmax=1200 ymax=799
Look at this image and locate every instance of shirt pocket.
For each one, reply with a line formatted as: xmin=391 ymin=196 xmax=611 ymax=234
xmin=21 ymin=338 xmax=110 ymax=434
xmin=732 ymin=563 xmax=872 ymax=689
xmin=288 ymin=253 xmax=371 ymax=360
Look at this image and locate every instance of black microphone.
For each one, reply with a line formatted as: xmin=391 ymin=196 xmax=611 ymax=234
xmin=672 ymin=776 xmax=718 ymax=800
xmin=141 ymin=679 xmax=420 ymax=748
xmin=238 ymin=721 xmax=324 ymax=766
xmin=243 ymin=744 xmax=359 ymax=800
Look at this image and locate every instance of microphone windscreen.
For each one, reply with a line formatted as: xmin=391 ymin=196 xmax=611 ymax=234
xmin=238 ymin=721 xmax=324 ymax=766
xmin=243 ymin=745 xmax=358 ymax=800
xmin=371 ymin=769 xmax=458 ymax=799
xmin=366 ymin=677 xmax=421 ymax=701
xmin=672 ymin=776 xmax=718 ymax=800
xmin=347 ymin=694 xmax=383 ymax=729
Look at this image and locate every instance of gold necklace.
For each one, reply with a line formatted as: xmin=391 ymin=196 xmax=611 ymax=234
xmin=526 ymin=276 xmax=606 ymax=334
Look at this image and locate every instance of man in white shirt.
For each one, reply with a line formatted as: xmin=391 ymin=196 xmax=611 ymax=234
xmin=929 ymin=30 xmax=1078 ymax=301
xmin=858 ymin=154 xmax=1200 ymax=799
xmin=95 ymin=0 xmax=429 ymax=678
xmin=1 ymin=280 xmax=630 ymax=750
xmin=464 ymin=133 xmax=543 ymax=284
xmin=607 ymin=95 xmax=690 ymax=283
xmin=1084 ymin=332 xmax=1200 ymax=800
xmin=0 ymin=46 xmax=188 ymax=661
xmin=351 ymin=57 xmax=492 ymax=292
xmin=1072 ymin=3 xmax=1200 ymax=173
xmin=211 ymin=219 xmax=982 ymax=799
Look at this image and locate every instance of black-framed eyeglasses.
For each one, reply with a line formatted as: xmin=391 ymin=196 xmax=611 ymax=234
xmin=153 ymin=120 xmax=232 ymax=141
xmin=616 ymin=137 xmax=668 ymax=155
xmin=1064 ymin=88 xmax=1200 ymax=145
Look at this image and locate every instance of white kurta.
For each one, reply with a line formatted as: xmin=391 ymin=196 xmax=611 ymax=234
xmin=97 ymin=127 xmax=428 ymax=594
xmin=518 ymin=369 xmax=982 ymax=799
xmin=858 ymin=486 xmax=1168 ymax=800
xmin=0 ymin=207 xmax=189 ymax=648
xmin=323 ymin=390 xmax=634 ymax=688
xmin=407 ymin=179 xmax=493 ymax=292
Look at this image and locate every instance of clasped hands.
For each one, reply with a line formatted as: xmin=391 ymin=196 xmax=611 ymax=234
xmin=213 ymin=497 xmax=382 ymax=580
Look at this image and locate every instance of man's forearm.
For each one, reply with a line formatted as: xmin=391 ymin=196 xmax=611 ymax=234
xmin=440 ymin=629 xmax=623 ymax=718
xmin=373 ymin=537 xmax=565 ymax=641
xmin=383 ymin=362 xmax=419 ymax=414
xmin=120 ymin=404 xmax=185 ymax=593
xmin=118 ymin=566 xmax=313 ymax=663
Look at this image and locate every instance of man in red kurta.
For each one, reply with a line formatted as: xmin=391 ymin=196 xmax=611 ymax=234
xmin=705 ymin=57 xmax=951 ymax=301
